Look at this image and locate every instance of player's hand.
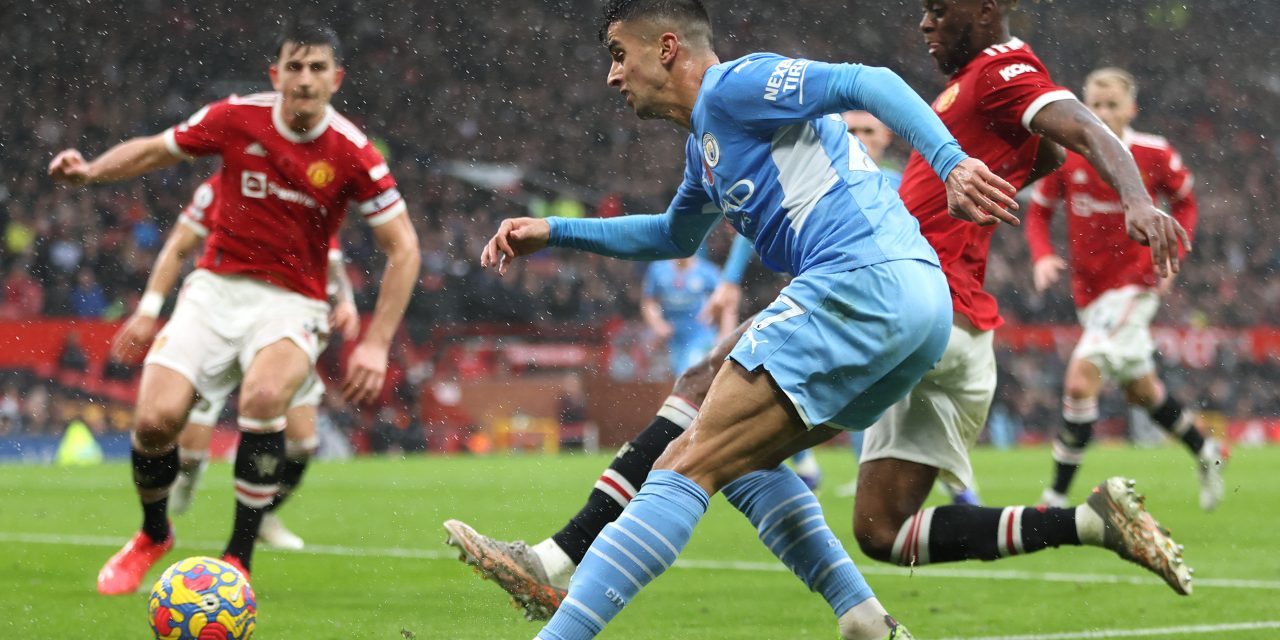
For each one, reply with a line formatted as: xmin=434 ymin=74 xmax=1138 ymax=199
xmin=697 ymin=282 xmax=741 ymax=326
xmin=1123 ymin=203 xmax=1191 ymax=278
xmin=109 ymin=314 xmax=158 ymax=364
xmin=945 ymin=158 xmax=1020 ymax=227
xmin=480 ymin=217 xmax=550 ymax=276
xmin=329 ymin=300 xmax=360 ymax=341
xmin=48 ymin=149 xmax=93 ymax=185
xmin=343 ymin=341 xmax=388 ymax=405
xmin=651 ymin=321 xmax=674 ymax=342
xmin=1032 ymin=255 xmax=1067 ymax=292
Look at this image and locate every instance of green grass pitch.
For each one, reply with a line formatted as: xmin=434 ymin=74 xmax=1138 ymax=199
xmin=1 ymin=445 xmax=1276 ymax=638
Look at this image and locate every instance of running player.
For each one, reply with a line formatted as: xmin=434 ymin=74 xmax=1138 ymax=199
xmin=442 ymin=0 xmax=1194 ymax=623
xmin=640 ymin=255 xmax=723 ymax=375
xmin=49 ymin=22 xmax=420 ymax=593
xmin=1025 ymin=67 xmax=1223 ymax=510
xmin=108 ymin=171 xmax=361 ymax=550
xmin=476 ymin=0 xmax=1021 ymax=636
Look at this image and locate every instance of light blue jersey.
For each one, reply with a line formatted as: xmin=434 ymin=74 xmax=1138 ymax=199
xmin=643 ymin=258 xmax=720 ymax=373
xmin=547 ymin=54 xmax=964 ymax=429
xmin=671 ymin=53 xmax=945 ymax=277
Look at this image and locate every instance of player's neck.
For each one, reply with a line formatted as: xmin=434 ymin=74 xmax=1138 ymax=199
xmin=666 ymin=52 xmax=719 ymax=129
xmin=965 ymin=25 xmax=1014 ymax=68
xmin=283 ymin=111 xmax=324 ymax=135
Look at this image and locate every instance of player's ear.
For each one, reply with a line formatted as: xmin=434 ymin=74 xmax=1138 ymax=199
xmin=268 ymin=63 xmax=282 ymax=91
xmin=659 ymin=32 xmax=679 ymax=66
xmin=332 ymin=67 xmax=345 ymax=91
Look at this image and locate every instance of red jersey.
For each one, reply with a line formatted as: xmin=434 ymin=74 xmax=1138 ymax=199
xmin=178 ymin=171 xmax=342 ymax=257
xmin=165 ymin=93 xmax=403 ymax=300
xmin=1025 ymin=129 xmax=1197 ymax=308
xmin=899 ymin=38 xmax=1075 ymax=330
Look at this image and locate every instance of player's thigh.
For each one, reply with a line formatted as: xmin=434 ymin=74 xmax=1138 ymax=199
xmin=239 ymin=339 xmax=312 ymax=418
xmin=135 ymin=364 xmax=198 ymax=430
xmin=655 ymin=361 xmax=810 ymax=494
xmin=1121 ymin=371 xmax=1163 ymax=408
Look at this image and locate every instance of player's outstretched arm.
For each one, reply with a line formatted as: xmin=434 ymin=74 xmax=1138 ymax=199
xmin=48 ymin=133 xmax=181 ymax=185
xmin=110 ymin=222 xmax=203 ymax=363
xmin=1030 ymin=100 xmax=1191 ymax=277
xmin=822 ymin=64 xmax=1018 ymax=225
xmin=343 ymin=213 xmax=419 ymax=405
xmin=482 ymin=209 xmax=718 ymax=276
xmin=640 ymin=296 xmax=674 ymax=342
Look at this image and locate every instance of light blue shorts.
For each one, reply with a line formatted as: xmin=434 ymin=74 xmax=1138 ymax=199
xmin=728 ymin=259 xmax=952 ymax=431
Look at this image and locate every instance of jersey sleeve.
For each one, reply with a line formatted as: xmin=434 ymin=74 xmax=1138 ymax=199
xmin=974 ymin=54 xmax=1076 ymax=132
xmin=327 ymin=232 xmax=343 ymax=260
xmin=165 ymin=100 xmax=236 ymax=159
xmin=349 ymin=143 xmax=406 ymax=227
xmin=1024 ymin=167 xmax=1064 ymax=262
xmin=178 ymin=173 xmax=221 ymax=238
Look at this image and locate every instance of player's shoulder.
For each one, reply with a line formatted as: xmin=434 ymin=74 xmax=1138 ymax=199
xmin=1126 ymin=129 xmax=1173 ymax=152
xmin=327 ymin=109 xmax=371 ymax=149
xmin=704 ymin=53 xmax=791 ymax=96
xmin=973 ymin=38 xmax=1051 ymax=77
xmin=226 ymin=92 xmax=279 ymax=109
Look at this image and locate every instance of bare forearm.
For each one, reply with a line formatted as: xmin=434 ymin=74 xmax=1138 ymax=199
xmin=86 ymin=134 xmax=180 ymax=183
xmin=143 ymin=226 xmax=200 ymax=298
xmin=363 ymin=244 xmax=418 ymax=347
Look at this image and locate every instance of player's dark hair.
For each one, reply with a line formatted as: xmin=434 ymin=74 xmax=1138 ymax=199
xmin=598 ymin=0 xmax=713 ymax=47
xmin=275 ymin=21 xmax=343 ymax=64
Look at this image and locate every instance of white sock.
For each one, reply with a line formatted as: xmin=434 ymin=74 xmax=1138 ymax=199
xmin=1075 ymin=504 xmax=1104 ymax=546
xmin=837 ymin=597 xmax=895 ymax=640
xmin=531 ymin=538 xmax=576 ymax=590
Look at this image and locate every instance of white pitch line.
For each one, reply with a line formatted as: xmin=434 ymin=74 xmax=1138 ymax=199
xmin=4 ymin=531 xmax=1279 ymax=592
xmin=941 ymin=620 xmax=1280 ymax=639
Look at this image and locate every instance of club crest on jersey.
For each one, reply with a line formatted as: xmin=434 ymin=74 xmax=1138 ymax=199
xmin=307 ymin=160 xmax=336 ymax=188
xmin=935 ymin=84 xmax=960 ymax=113
xmin=702 ymin=133 xmax=720 ymax=168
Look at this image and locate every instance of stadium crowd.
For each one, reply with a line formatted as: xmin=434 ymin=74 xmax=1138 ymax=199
xmin=1 ymin=0 xmax=1276 ymax=443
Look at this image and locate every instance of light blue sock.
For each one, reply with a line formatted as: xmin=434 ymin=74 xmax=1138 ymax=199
xmin=537 ymin=470 xmax=709 ymax=640
xmin=723 ymin=465 xmax=874 ymax=616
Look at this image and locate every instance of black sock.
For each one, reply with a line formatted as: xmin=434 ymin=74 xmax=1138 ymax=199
xmin=551 ymin=416 xmax=685 ymax=564
xmin=1149 ymin=395 xmax=1205 ymax=454
xmin=224 ymin=431 xmax=284 ymax=571
xmin=267 ymin=455 xmax=310 ymax=513
xmin=905 ymin=505 xmax=1079 ymax=565
xmin=1051 ymin=419 xmax=1094 ymax=495
xmin=132 ymin=448 xmax=179 ymax=543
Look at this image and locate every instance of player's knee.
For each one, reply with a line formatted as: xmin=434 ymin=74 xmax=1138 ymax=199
xmin=853 ymin=517 xmax=897 ymax=563
xmin=132 ymin=409 xmax=185 ymax=453
xmin=672 ymin=358 xmax=716 ymax=405
xmin=239 ymin=383 xmax=292 ymax=419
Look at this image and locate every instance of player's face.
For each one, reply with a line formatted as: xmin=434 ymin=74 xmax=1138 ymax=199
xmin=920 ymin=0 xmax=981 ymax=75
xmin=270 ymin=43 xmax=344 ymax=123
xmin=604 ymin=21 xmax=671 ymax=120
xmin=842 ymin=111 xmax=892 ymax=160
xmin=1084 ymin=83 xmax=1137 ymax=137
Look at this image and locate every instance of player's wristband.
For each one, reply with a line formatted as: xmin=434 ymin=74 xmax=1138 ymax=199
xmin=137 ymin=291 xmax=164 ymax=319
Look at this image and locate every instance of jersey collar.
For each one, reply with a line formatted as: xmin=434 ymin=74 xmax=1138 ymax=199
xmin=272 ymin=94 xmax=333 ymax=143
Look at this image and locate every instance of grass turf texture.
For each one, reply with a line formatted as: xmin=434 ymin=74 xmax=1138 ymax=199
xmin=1 ymin=445 xmax=1275 ymax=638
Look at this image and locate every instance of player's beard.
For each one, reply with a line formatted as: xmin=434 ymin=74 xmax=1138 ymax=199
xmin=937 ymin=24 xmax=977 ymax=76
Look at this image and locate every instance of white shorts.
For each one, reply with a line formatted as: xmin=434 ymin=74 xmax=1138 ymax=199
xmin=1072 ymin=285 xmax=1159 ymax=384
xmin=145 ymin=270 xmax=330 ymax=428
xmin=860 ymin=323 xmax=996 ymax=489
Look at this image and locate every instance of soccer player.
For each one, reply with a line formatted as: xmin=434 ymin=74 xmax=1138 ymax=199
xmin=49 ymin=22 xmax=420 ymax=593
xmin=640 ymin=255 xmax=723 ymax=375
xmin=108 ymin=171 xmax=362 ymax=550
xmin=443 ymin=0 xmax=1196 ymax=623
xmin=1025 ymin=67 xmax=1223 ymax=510
xmin=475 ymin=1 xmax=1022 ymax=637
